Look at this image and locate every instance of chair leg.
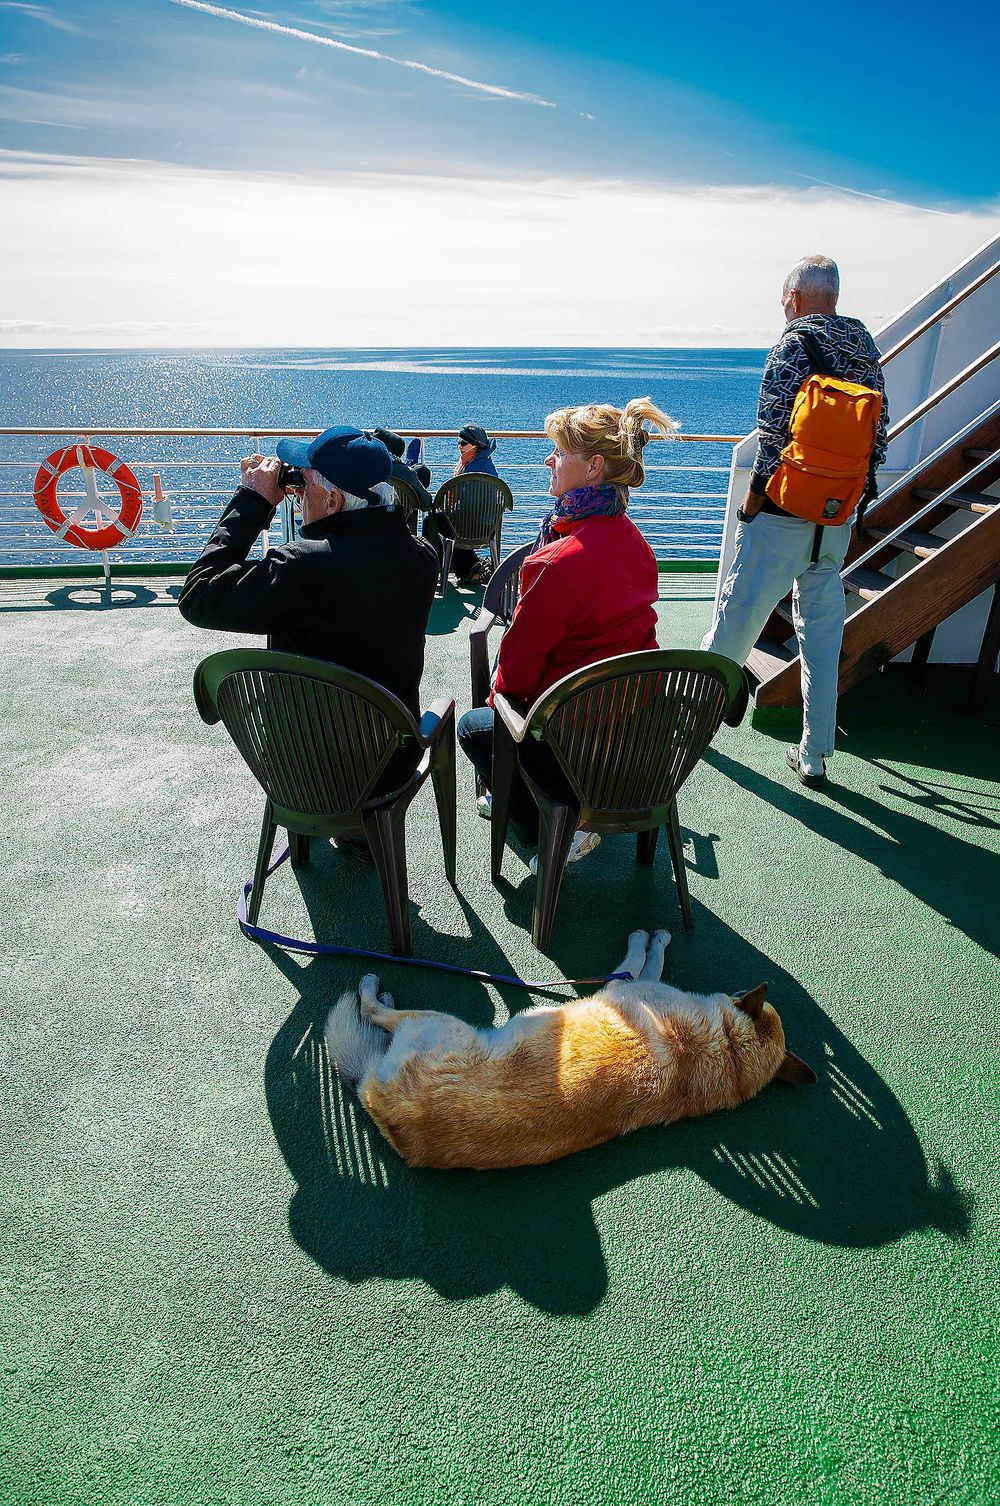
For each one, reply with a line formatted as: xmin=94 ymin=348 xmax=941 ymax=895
xmin=362 ymin=804 xmax=412 ymax=956
xmin=430 ymin=722 xmax=457 ymax=885
xmin=288 ymin=830 xmax=310 ymax=868
xmin=532 ymin=800 xmax=577 ymax=951
xmin=248 ymin=801 xmax=277 ymax=927
xmin=636 ymin=827 xmax=658 ymax=867
xmin=666 ymin=801 xmax=693 ymax=932
xmin=490 ymin=718 xmax=518 ymax=883
xmin=437 ymin=536 xmax=454 ymax=599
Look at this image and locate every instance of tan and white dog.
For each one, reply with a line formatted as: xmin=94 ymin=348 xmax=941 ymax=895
xmin=324 ymin=929 xmax=815 ymax=1170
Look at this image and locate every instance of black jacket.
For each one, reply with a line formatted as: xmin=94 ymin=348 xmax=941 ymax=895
xmin=178 ymin=489 xmax=439 ymax=715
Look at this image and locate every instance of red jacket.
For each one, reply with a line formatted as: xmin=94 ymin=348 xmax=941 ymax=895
xmin=490 ymin=513 xmax=659 ymax=708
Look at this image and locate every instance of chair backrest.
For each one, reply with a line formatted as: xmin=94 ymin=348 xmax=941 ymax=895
xmin=431 ymin=473 xmax=513 ymax=550
xmin=481 ymin=542 xmax=532 ymax=625
xmin=389 ymin=474 xmax=422 ymax=533
xmin=194 ymin=649 xmax=419 ymax=821
xmin=527 ymin=650 xmax=747 ymax=819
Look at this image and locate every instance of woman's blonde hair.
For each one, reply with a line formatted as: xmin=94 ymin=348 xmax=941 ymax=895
xmin=543 ymin=397 xmax=678 ymax=495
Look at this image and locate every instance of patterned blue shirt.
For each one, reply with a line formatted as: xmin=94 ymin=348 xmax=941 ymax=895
xmin=751 ymin=314 xmax=889 ymax=492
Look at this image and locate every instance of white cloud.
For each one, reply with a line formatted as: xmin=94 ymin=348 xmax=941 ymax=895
xmin=170 ymin=0 xmax=556 ymax=108
xmin=0 ymin=2 xmax=79 ymax=32
xmin=0 ymin=151 xmax=997 ymax=347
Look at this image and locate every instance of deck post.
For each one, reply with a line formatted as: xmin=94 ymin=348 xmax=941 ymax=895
xmin=965 ymin=581 xmax=1000 ymax=716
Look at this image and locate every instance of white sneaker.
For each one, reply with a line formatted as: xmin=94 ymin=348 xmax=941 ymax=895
xmin=529 ymin=829 xmax=601 ymax=875
xmin=785 ymin=745 xmax=826 ymax=788
xmin=476 ymin=794 xmax=492 ymax=819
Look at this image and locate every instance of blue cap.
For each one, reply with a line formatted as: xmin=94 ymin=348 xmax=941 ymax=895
xmin=276 ymin=426 xmax=392 ymax=504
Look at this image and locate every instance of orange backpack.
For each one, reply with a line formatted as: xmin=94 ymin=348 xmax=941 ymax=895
xmin=765 ymin=331 xmax=883 ymax=526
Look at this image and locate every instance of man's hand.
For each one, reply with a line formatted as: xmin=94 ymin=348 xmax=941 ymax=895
xmin=740 ymin=486 xmax=765 ymax=520
xmin=240 ymin=455 xmax=283 ymax=509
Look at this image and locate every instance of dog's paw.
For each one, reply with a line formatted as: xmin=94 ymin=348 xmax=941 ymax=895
xmin=377 ymin=989 xmax=395 ymax=1012
xmin=358 ymin=974 xmax=382 ymax=1017
xmin=628 ymin=929 xmax=650 ymax=950
xmin=651 ymin=929 xmax=672 ymax=949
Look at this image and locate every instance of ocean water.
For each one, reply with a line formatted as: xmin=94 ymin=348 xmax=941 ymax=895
xmin=0 ymin=348 xmax=765 ymax=565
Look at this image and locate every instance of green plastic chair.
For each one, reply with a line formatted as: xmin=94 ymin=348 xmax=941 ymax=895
xmin=490 ymin=649 xmax=748 ymax=949
xmin=193 ymin=649 xmax=456 ymax=956
xmin=469 ymin=542 xmax=533 ymax=710
xmin=430 ymin=473 xmax=514 ymax=597
xmin=389 ymin=473 xmax=424 ymax=535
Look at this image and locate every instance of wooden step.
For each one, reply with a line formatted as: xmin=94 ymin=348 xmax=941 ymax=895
xmin=746 ymin=639 xmax=796 ymax=685
xmin=963 ymin=448 xmax=994 ymax=462
xmin=843 ymin=565 xmax=896 ymax=601
xmin=913 ymin=487 xmax=996 ymax=514
xmin=773 ymin=598 xmax=794 ymax=626
xmin=867 ymin=526 xmax=944 ymax=559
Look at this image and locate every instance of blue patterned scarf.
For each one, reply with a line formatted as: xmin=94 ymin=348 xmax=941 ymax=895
xmin=533 ymin=484 xmax=625 ymax=550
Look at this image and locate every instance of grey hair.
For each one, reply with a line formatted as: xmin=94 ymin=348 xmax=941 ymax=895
xmin=784 ymin=255 xmax=840 ymax=304
xmin=309 ymin=473 xmax=396 ymax=510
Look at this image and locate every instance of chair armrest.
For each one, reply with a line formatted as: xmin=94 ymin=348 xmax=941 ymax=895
xmin=192 ymin=662 xmax=224 ymax=725
xmin=470 ymin=609 xmax=500 ymax=708
xmin=492 ymin=691 xmax=529 ymax=742
xmin=418 ymin=696 xmax=456 ymax=745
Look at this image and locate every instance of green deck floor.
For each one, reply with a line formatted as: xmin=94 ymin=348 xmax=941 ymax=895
xmin=1 ymin=573 xmax=997 ymax=1506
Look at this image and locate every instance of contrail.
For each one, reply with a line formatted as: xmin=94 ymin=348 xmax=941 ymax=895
xmin=171 ymin=0 xmax=557 ymax=109
xmin=792 ymin=171 xmax=952 ymax=218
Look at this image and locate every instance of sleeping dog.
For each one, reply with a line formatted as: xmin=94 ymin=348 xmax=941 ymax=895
xmin=324 ymin=929 xmax=815 ymax=1170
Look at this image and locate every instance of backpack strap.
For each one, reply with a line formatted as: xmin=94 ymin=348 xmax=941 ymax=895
xmin=797 ymin=327 xmax=835 ymax=378
xmin=798 ymin=327 xmax=855 ymax=549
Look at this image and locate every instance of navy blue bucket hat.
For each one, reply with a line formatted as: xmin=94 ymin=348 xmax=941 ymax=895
xmin=276 ymin=426 xmax=392 ymax=504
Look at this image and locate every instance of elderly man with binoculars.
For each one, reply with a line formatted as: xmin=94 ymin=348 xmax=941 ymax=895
xmin=178 ymin=425 xmax=439 ymax=718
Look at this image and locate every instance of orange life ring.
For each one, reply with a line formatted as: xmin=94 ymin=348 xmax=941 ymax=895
xmin=33 ymin=444 xmax=143 ymax=552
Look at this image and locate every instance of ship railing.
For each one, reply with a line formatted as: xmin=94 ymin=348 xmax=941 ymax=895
xmin=878 ymin=255 xmax=1000 ymax=368
xmin=0 ymin=428 xmax=742 ymax=574
xmin=844 ymin=396 xmax=1000 ymax=578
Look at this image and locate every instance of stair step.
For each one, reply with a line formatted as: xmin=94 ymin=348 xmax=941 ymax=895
xmin=913 ymin=487 xmax=996 ymax=514
xmin=746 ymin=638 xmax=796 ymax=684
xmin=774 ymin=599 xmax=794 ymax=626
xmin=843 ymin=565 xmax=896 ymax=601
xmin=868 ymin=526 xmax=945 ymax=558
xmin=963 ymin=448 xmax=994 ymax=462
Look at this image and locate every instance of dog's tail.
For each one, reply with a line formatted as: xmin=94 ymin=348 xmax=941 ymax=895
xmin=324 ymin=988 xmax=390 ymax=1090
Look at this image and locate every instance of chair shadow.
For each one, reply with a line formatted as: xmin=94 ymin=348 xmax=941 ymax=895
xmin=261 ymin=885 xmax=973 ymax=1316
xmin=705 ymin=745 xmax=999 ymax=954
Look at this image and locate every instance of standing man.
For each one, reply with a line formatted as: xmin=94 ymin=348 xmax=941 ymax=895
xmin=178 ymin=425 xmax=439 ymax=716
xmin=701 ymin=255 xmax=888 ymax=787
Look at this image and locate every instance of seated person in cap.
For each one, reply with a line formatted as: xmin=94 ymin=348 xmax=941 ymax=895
xmin=178 ymin=425 xmax=439 ymax=717
xmin=368 ymin=427 xmax=434 ymax=505
xmin=422 ymin=422 xmax=502 ymax=588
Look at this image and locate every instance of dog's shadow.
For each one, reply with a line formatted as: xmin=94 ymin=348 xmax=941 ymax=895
xmin=263 ymin=914 xmax=973 ymax=1317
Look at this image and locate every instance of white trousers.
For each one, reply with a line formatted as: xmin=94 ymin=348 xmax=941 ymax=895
xmin=701 ymin=512 xmax=851 ymax=764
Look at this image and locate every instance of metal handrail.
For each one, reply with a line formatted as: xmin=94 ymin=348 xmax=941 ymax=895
xmin=880 ymin=258 xmax=1000 ymax=367
xmin=845 ymin=437 xmax=1000 ymax=579
xmin=0 ymin=427 xmax=740 ymax=443
xmin=887 ymin=340 xmax=1000 ymax=441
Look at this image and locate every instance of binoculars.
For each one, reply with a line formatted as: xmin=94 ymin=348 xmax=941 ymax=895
xmin=276 ymin=463 xmax=304 ymax=491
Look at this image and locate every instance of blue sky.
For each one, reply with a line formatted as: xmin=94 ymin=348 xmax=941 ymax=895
xmin=1 ymin=0 xmax=998 ymax=344
xmin=2 ymin=0 xmax=997 ymax=200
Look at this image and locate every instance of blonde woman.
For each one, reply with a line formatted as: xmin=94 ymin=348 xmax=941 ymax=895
xmin=458 ymin=396 xmax=677 ymax=869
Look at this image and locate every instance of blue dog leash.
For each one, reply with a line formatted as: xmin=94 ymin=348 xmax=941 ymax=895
xmin=238 ymin=842 xmax=633 ymax=991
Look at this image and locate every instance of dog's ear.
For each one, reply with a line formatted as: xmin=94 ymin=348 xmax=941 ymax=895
xmin=774 ymin=1051 xmax=817 ymax=1085
xmin=732 ymin=982 xmax=768 ymax=1021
